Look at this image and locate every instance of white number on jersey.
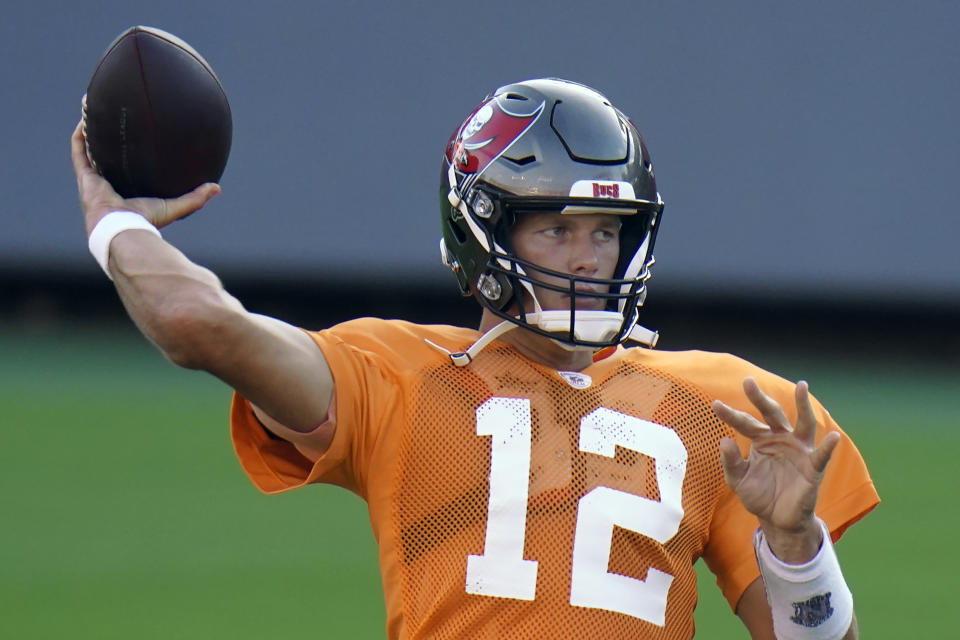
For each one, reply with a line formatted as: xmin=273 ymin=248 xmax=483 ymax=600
xmin=465 ymin=398 xmax=688 ymax=626
xmin=465 ymin=397 xmax=539 ymax=599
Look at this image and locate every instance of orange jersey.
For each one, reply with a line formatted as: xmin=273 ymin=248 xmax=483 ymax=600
xmin=231 ymin=319 xmax=878 ymax=639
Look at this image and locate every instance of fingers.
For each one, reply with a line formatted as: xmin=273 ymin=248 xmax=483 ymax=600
xmin=742 ymin=377 xmax=792 ymax=432
xmin=714 ymin=377 xmax=822 ymax=447
xmin=712 ymin=398 xmax=774 ymax=440
xmin=151 ymin=183 xmax=221 ymax=226
xmin=71 ymin=120 xmax=95 ymax=178
xmin=794 ymin=380 xmax=818 ymax=445
xmin=718 ymin=437 xmax=748 ymax=488
xmin=810 ymin=430 xmax=840 ymax=473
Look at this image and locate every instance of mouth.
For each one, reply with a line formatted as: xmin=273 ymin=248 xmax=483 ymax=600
xmin=564 ymin=289 xmax=608 ymax=310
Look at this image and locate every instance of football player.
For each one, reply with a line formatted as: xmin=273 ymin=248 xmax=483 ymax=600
xmin=71 ymin=78 xmax=877 ymax=639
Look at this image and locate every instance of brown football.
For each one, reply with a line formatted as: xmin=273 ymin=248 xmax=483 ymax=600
xmin=83 ymin=26 xmax=232 ymax=198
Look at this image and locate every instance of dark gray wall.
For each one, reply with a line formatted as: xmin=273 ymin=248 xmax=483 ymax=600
xmin=3 ymin=0 xmax=957 ymax=302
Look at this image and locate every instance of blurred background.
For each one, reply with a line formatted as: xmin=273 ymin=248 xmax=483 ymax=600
xmin=1 ymin=1 xmax=957 ymax=637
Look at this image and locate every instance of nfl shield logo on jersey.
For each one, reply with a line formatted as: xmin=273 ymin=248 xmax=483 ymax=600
xmin=557 ymin=371 xmax=593 ymax=389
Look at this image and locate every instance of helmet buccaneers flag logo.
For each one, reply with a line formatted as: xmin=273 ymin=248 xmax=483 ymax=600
xmin=446 ymin=95 xmax=544 ymax=176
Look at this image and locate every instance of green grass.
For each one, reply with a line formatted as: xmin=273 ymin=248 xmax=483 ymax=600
xmin=2 ymin=327 xmax=956 ymax=638
xmin=0 ymin=327 xmax=382 ymax=639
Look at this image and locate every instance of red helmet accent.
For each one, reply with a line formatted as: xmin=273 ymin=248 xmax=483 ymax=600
xmin=445 ymin=96 xmax=543 ymax=176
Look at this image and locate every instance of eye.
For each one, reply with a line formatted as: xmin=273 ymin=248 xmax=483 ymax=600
xmin=594 ymin=228 xmax=618 ymax=242
xmin=542 ymin=226 xmax=566 ymax=238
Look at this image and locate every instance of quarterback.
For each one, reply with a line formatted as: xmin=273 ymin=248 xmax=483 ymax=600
xmin=71 ymin=78 xmax=877 ymax=639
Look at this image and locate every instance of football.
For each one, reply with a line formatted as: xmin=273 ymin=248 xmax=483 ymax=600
xmin=82 ymin=26 xmax=232 ymax=199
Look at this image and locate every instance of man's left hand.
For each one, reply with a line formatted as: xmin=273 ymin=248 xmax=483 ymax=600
xmin=712 ymin=377 xmax=841 ymax=563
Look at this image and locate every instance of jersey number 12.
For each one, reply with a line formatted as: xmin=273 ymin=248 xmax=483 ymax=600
xmin=465 ymin=397 xmax=688 ymax=626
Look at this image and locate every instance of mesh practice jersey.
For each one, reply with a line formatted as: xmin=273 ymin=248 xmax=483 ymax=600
xmin=231 ymin=318 xmax=878 ymax=640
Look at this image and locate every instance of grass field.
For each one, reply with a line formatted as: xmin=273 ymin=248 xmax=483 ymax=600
xmin=1 ymin=325 xmax=956 ymax=638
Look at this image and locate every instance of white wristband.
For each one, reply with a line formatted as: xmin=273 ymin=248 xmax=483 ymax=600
xmin=754 ymin=519 xmax=854 ymax=640
xmin=87 ymin=211 xmax=161 ymax=280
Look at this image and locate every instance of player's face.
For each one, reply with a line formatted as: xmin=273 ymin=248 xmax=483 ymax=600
xmin=510 ymin=211 xmax=621 ymax=312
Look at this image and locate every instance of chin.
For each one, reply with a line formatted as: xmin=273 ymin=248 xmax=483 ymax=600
xmin=577 ymin=300 xmax=608 ymax=311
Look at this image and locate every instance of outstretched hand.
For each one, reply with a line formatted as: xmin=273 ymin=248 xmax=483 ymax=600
xmin=713 ymin=377 xmax=841 ymax=562
xmin=70 ymin=120 xmax=221 ymax=235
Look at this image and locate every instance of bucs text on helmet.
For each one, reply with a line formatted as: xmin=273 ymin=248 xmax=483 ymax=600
xmin=439 ymin=78 xmax=664 ymax=351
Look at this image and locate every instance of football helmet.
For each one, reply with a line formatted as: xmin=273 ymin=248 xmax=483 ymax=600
xmin=439 ymin=78 xmax=663 ymax=359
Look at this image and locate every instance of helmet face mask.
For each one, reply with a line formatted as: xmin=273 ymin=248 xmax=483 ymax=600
xmin=440 ymin=78 xmax=663 ymax=349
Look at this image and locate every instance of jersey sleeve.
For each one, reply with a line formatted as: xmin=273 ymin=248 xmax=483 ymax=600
xmin=230 ymin=323 xmax=405 ymax=499
xmin=699 ymin=365 xmax=880 ymax=611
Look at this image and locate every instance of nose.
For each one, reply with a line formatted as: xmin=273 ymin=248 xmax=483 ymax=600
xmin=568 ymin=231 xmax=600 ymax=275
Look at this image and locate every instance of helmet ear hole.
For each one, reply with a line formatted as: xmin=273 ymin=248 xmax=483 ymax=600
xmin=492 ymin=208 xmax=517 ymax=252
xmin=446 ymin=217 xmax=467 ymax=245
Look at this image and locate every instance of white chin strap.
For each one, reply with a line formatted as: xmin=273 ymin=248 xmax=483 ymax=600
xmin=626 ymin=322 xmax=659 ymax=348
xmin=424 ymin=311 xmax=658 ymax=368
xmin=425 ymin=320 xmax=517 ymax=367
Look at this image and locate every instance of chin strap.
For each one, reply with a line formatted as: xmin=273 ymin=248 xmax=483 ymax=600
xmin=424 ymin=320 xmax=519 ymax=367
xmin=627 ymin=323 xmax=659 ymax=348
